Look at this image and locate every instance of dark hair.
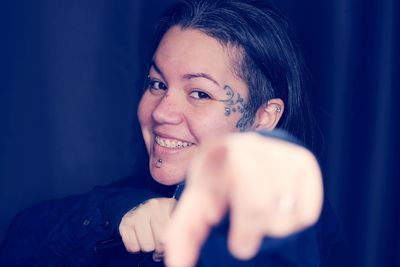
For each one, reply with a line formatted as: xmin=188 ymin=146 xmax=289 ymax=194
xmin=151 ymin=0 xmax=314 ymax=147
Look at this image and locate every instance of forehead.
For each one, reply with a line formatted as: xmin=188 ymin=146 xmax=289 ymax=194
xmin=153 ymin=26 xmax=242 ymax=86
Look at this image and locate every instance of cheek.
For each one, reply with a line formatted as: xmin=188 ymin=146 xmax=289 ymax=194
xmin=138 ymin=93 xmax=155 ymax=150
xmin=138 ymin=93 xmax=153 ymax=126
xmin=192 ymin=109 xmax=241 ymax=141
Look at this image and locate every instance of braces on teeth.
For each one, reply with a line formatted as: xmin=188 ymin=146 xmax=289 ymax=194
xmin=155 ymin=136 xmax=192 ymax=148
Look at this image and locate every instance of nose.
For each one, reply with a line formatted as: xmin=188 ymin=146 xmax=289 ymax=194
xmin=151 ymin=92 xmax=183 ymax=125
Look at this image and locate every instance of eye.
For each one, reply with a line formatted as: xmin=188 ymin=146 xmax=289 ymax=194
xmin=146 ymin=78 xmax=167 ymax=93
xmin=189 ymin=90 xmax=211 ymax=100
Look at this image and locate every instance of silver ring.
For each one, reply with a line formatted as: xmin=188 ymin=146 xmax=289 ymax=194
xmin=276 ymin=194 xmax=295 ymax=213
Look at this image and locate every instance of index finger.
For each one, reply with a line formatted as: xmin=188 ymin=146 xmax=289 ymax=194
xmin=165 ymin=185 xmax=227 ymax=267
xmin=165 ymin=141 xmax=230 ymax=266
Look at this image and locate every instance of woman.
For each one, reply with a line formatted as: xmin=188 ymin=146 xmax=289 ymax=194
xmin=0 ymin=0 xmax=337 ymax=266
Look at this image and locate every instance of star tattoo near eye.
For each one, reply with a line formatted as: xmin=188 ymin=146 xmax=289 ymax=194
xmin=217 ymin=85 xmax=251 ymax=131
xmin=219 ymin=85 xmax=245 ymax=116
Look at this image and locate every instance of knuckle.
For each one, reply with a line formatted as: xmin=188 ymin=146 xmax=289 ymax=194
xmin=119 ymin=226 xmax=126 ymax=237
xmin=146 ymin=198 xmax=159 ymax=208
xmin=133 ymin=206 xmax=146 ymax=216
xmin=121 ymin=214 xmax=130 ymax=224
xmin=122 ymin=216 xmax=137 ymax=227
xmin=120 ymin=228 xmax=133 ymax=240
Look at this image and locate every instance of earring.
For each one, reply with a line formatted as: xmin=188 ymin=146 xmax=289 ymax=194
xmin=275 ymin=106 xmax=282 ymax=113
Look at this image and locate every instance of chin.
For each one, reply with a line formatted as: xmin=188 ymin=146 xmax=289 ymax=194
xmin=150 ymin=166 xmax=186 ymax=186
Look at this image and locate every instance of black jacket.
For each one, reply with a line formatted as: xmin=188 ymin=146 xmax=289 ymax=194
xmin=0 ymin=131 xmax=349 ymax=266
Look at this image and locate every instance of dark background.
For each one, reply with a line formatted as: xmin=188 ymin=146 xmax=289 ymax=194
xmin=0 ymin=0 xmax=398 ymax=266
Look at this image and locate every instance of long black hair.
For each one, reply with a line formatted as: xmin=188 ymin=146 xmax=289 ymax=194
xmin=150 ymin=0 xmax=314 ymax=147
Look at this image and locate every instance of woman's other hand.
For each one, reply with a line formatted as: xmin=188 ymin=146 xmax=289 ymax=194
xmin=164 ymin=132 xmax=323 ymax=267
xmin=119 ymin=198 xmax=176 ymax=260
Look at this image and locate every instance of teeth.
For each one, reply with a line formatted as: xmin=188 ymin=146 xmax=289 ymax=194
xmin=155 ymin=136 xmax=193 ymax=148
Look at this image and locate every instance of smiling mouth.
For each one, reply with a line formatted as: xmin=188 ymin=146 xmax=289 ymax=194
xmin=155 ymin=136 xmax=193 ymax=148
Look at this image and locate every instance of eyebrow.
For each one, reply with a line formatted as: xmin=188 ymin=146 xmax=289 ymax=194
xmin=182 ymin=73 xmax=220 ymax=87
xmin=150 ymin=61 xmax=164 ymax=77
xmin=150 ymin=61 xmax=221 ymax=87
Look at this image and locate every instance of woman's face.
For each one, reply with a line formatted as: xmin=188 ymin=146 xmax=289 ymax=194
xmin=138 ymin=26 xmax=249 ymax=185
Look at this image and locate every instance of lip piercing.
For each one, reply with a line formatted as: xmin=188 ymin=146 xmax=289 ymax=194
xmin=155 ymin=159 xmax=163 ymax=168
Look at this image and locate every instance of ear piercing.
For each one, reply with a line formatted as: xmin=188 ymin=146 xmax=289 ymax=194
xmin=155 ymin=158 xmax=163 ymax=168
xmin=266 ymin=102 xmax=282 ymax=113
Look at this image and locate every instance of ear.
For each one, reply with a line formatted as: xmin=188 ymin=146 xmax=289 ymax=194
xmin=252 ymin=98 xmax=284 ymax=131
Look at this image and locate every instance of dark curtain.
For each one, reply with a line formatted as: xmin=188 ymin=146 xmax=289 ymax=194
xmin=0 ymin=0 xmax=398 ymax=266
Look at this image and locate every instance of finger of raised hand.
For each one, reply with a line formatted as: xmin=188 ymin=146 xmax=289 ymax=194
xmin=165 ymin=143 xmax=229 ymax=266
xmin=135 ymin=216 xmax=156 ymax=252
xmin=120 ymin=222 xmax=140 ymax=253
xmin=150 ymin=199 xmax=176 ymax=254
